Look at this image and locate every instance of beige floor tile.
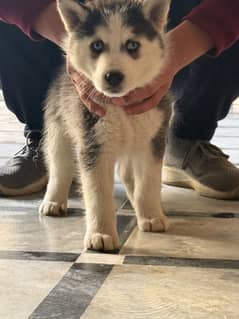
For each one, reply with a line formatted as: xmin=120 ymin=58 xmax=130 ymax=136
xmin=82 ymin=264 xmax=239 ymax=319
xmin=121 ymin=217 xmax=239 ymax=260
xmin=162 ymin=185 xmax=239 ymax=214
xmin=0 ymin=203 xmax=132 ymax=253
xmin=0 ymin=259 xmax=71 ymax=319
xmin=77 ymin=252 xmax=124 ymax=265
xmin=0 ymin=211 xmax=86 ymax=253
xmin=120 ymin=186 xmax=239 ymax=216
xmin=0 ymin=179 xmax=127 ymax=211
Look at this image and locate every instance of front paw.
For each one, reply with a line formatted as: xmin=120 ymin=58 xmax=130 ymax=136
xmin=84 ymin=231 xmax=119 ymax=252
xmin=39 ymin=201 xmax=67 ymax=216
xmin=138 ymin=215 xmax=170 ymax=232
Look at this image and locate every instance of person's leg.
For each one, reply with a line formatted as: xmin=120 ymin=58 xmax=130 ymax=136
xmin=171 ymin=42 xmax=239 ymax=141
xmin=163 ymin=0 xmax=239 ymax=199
xmin=0 ymin=22 xmax=62 ymax=195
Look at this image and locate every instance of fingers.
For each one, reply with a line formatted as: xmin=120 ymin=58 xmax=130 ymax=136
xmin=67 ymin=63 xmax=106 ymax=117
xmin=66 ymin=62 xmax=170 ymax=117
xmin=112 ymin=79 xmax=160 ymax=106
xmin=80 ymin=93 xmax=106 ymax=117
xmin=124 ymin=84 xmax=170 ymax=115
xmin=73 ymin=77 xmax=106 ymax=116
xmin=68 ymin=64 xmax=110 ymax=104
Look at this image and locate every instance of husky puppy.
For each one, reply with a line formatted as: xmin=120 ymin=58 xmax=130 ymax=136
xmin=40 ymin=0 xmax=172 ymax=251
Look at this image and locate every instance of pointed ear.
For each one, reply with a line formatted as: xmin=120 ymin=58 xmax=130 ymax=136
xmin=57 ymin=0 xmax=90 ymax=32
xmin=142 ymin=0 xmax=170 ymax=29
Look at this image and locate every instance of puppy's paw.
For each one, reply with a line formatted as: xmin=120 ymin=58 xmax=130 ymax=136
xmin=84 ymin=232 xmax=119 ymax=252
xmin=39 ymin=201 xmax=67 ymax=216
xmin=138 ymin=215 xmax=170 ymax=232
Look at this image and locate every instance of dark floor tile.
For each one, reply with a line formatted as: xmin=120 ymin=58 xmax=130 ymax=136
xmin=0 ymin=251 xmax=79 ymax=262
xmin=124 ymin=256 xmax=239 ymax=269
xmin=29 ymin=263 xmax=113 ymax=319
xmin=117 ymin=214 xmax=136 ymax=245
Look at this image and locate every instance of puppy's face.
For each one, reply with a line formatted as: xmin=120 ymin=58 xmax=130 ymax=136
xmin=58 ymin=0 xmax=170 ymax=97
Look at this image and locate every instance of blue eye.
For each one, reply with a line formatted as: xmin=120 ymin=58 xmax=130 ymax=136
xmin=90 ymin=40 xmax=104 ymax=53
xmin=126 ymin=40 xmax=140 ymax=52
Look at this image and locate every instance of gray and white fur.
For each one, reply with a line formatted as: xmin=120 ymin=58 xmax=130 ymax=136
xmin=39 ymin=0 xmax=172 ymax=251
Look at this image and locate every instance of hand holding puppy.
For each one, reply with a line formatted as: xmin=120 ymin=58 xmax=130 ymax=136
xmin=68 ymin=21 xmax=213 ymax=116
xmin=33 ymin=2 xmax=213 ymax=116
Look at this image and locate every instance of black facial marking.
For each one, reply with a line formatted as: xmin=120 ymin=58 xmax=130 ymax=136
xmin=77 ymin=1 xmax=125 ymax=37
xmin=120 ymin=44 xmax=140 ymax=59
xmin=128 ymin=50 xmax=140 ymax=60
xmin=74 ymin=2 xmax=162 ymax=46
xmin=124 ymin=5 xmax=158 ymax=40
xmin=90 ymin=43 xmax=109 ymax=59
xmin=80 ymin=107 xmax=102 ymax=171
xmin=77 ymin=9 xmax=106 ymax=38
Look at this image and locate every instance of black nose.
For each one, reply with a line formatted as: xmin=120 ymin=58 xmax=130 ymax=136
xmin=104 ymin=71 xmax=124 ymax=87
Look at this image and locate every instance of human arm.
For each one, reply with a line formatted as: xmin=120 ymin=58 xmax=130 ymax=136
xmin=186 ymin=0 xmax=239 ymax=57
xmin=58 ymin=16 xmax=215 ymax=117
xmin=0 ymin=0 xmax=106 ymax=115
xmin=113 ymin=0 xmax=239 ymax=114
xmin=65 ymin=0 xmax=239 ymax=115
xmin=113 ymin=19 xmax=214 ymax=114
xmin=0 ymin=0 xmax=61 ymax=40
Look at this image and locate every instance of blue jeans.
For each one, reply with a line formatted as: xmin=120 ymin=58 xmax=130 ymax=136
xmin=0 ymin=22 xmax=62 ymax=137
xmin=168 ymin=0 xmax=239 ymax=140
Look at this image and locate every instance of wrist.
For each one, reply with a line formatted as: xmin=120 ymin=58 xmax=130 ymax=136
xmin=33 ymin=2 xmax=66 ymax=46
xmin=165 ymin=20 xmax=214 ymax=74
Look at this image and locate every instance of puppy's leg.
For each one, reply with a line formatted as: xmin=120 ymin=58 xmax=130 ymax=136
xmin=131 ymin=145 xmax=169 ymax=232
xmin=117 ymin=158 xmax=134 ymax=205
xmin=39 ymin=122 xmax=74 ymax=216
xmin=80 ymin=149 xmax=119 ymax=251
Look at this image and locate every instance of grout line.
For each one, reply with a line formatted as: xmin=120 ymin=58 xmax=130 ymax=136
xmin=166 ymin=211 xmax=239 ymax=219
xmin=118 ymin=209 xmax=239 ymax=219
xmin=124 ymin=255 xmax=239 ymax=269
xmin=0 ymin=250 xmax=80 ymax=262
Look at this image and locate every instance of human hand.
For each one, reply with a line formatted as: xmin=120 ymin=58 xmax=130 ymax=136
xmin=34 ymin=0 xmax=213 ymax=117
xmin=111 ymin=70 xmax=174 ymax=115
xmin=67 ymin=62 xmax=108 ymax=117
xmin=67 ymin=60 xmax=174 ymax=117
xmin=66 ymin=19 xmax=213 ymax=117
xmin=112 ymin=20 xmax=214 ymax=115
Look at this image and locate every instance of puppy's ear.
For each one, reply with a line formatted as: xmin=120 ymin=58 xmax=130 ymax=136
xmin=57 ymin=0 xmax=90 ymax=32
xmin=142 ymin=0 xmax=170 ymax=29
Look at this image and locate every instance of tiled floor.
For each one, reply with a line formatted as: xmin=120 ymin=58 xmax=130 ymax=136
xmin=0 ymin=93 xmax=239 ymax=319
